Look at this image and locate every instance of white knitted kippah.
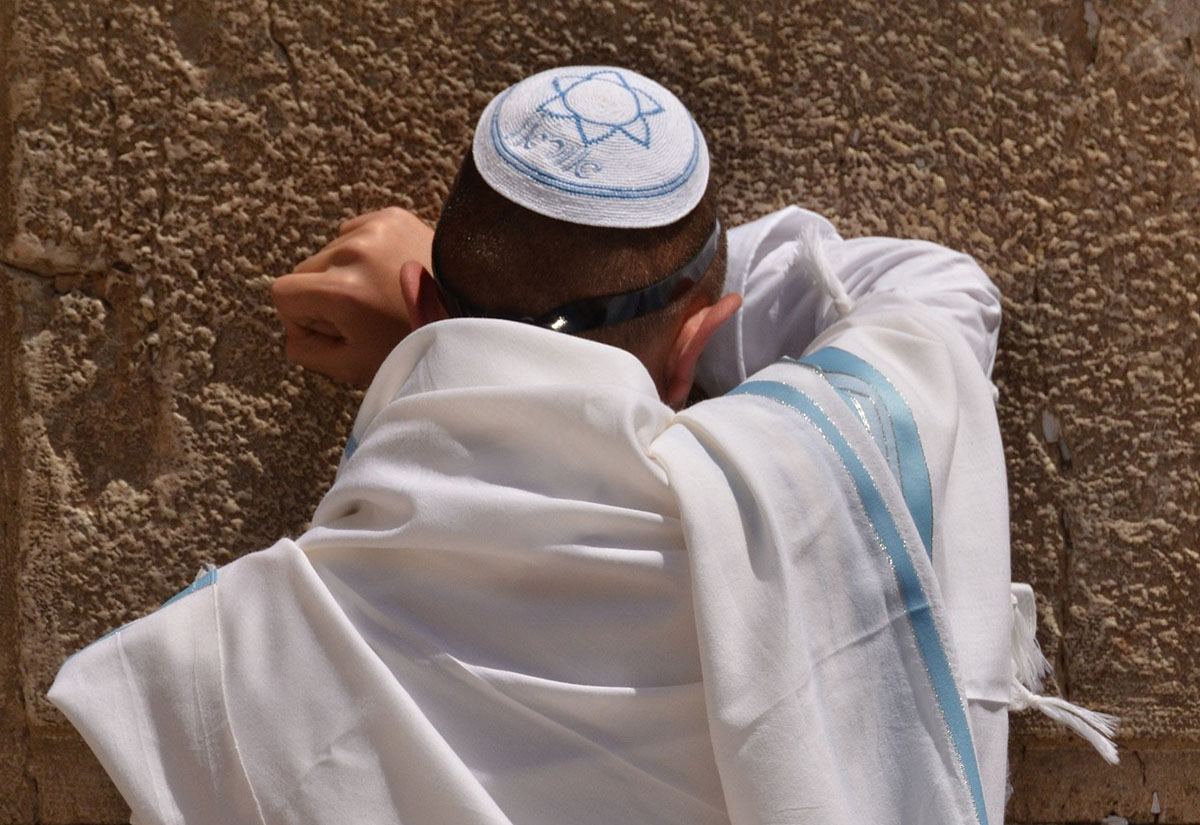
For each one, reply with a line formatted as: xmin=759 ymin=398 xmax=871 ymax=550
xmin=473 ymin=66 xmax=709 ymax=228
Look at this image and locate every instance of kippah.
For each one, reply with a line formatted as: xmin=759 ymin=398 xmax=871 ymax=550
xmin=473 ymin=66 xmax=709 ymax=228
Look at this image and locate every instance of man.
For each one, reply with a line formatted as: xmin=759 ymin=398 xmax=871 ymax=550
xmin=52 ymin=66 xmax=1023 ymax=824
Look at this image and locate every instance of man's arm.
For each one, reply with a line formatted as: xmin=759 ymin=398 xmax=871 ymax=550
xmin=696 ymin=206 xmax=1001 ymax=395
xmin=271 ymin=207 xmax=434 ymax=386
xmin=271 ymin=205 xmax=1001 ymax=395
xmin=695 ymin=206 xmax=1012 ymax=825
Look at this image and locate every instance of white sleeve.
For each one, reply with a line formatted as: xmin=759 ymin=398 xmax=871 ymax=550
xmin=696 ymin=206 xmax=1001 ymax=396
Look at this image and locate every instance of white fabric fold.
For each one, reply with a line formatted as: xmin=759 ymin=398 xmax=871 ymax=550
xmin=653 ymin=359 xmax=988 ymax=825
xmin=50 ymin=209 xmax=1018 ymax=825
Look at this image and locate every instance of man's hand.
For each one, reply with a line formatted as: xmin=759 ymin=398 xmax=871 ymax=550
xmin=271 ymin=207 xmax=435 ymax=387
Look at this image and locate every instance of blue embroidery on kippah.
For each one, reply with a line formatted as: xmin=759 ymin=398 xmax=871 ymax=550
xmin=535 ymin=70 xmax=665 ymax=149
xmin=490 ymin=82 xmax=700 ymax=201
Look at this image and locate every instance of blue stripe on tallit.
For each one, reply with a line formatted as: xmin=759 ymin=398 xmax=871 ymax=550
xmin=727 ymin=379 xmax=987 ymax=825
xmin=791 ymin=347 xmax=934 ymax=559
xmin=82 ymin=567 xmax=219 ymax=650
xmin=160 ymin=567 xmax=218 ymax=610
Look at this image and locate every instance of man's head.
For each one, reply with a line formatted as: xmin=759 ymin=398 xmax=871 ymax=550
xmin=399 ymin=66 xmax=740 ymax=406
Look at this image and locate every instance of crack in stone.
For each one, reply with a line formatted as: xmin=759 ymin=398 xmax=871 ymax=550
xmin=0 ymin=260 xmax=57 ymax=280
xmin=1082 ymin=0 xmax=1101 ymax=65
xmin=1130 ymin=747 xmax=1147 ymax=786
xmin=98 ymin=16 xmax=119 ymax=168
xmin=266 ymin=2 xmax=301 ymax=108
xmin=22 ymin=720 xmax=40 ymax=824
xmin=1028 ymin=182 xmax=1076 ymax=706
xmin=0 ymin=5 xmax=12 ymax=254
xmin=1 ymin=259 xmax=37 ymax=822
xmin=1057 ymin=505 xmax=1074 ymax=701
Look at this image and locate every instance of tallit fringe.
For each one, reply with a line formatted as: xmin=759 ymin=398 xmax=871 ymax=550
xmin=796 ymin=223 xmax=854 ymax=318
xmin=1009 ymin=583 xmax=1120 ymax=765
xmin=1010 ymin=583 xmax=1053 ymax=693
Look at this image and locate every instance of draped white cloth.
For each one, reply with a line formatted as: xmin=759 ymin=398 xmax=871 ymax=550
xmin=50 ymin=208 xmax=1011 ymax=825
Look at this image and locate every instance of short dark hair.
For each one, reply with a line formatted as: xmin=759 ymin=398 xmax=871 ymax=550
xmin=432 ymin=153 xmax=725 ymax=358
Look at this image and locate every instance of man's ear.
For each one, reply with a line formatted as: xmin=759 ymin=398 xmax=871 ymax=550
xmin=399 ymin=260 xmax=450 ymax=330
xmin=663 ymin=293 xmax=742 ymax=408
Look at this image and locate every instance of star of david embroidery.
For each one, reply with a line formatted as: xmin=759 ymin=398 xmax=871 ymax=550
xmin=535 ymin=70 xmax=666 ymax=149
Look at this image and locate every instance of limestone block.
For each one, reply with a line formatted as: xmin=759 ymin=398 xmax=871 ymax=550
xmin=26 ymin=731 xmax=126 ymax=825
xmin=1 ymin=0 xmax=1197 ymax=823
xmin=1009 ymin=741 xmax=1200 ymax=823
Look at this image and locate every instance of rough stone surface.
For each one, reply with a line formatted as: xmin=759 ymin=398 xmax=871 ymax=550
xmin=1009 ymin=741 xmax=1200 ymax=824
xmin=1 ymin=0 xmax=1196 ymax=822
xmin=2 ymin=0 xmax=37 ymax=818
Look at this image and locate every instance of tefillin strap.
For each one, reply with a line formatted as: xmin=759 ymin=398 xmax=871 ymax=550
xmin=432 ymin=218 xmax=721 ymax=334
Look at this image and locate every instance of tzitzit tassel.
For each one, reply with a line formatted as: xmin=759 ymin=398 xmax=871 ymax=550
xmin=1009 ymin=584 xmax=1120 ymax=764
xmin=796 ymin=223 xmax=854 ymax=319
xmin=1011 ymin=583 xmax=1053 ymax=693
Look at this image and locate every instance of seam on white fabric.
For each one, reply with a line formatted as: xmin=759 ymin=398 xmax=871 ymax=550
xmin=210 ymin=580 xmax=269 ymax=825
xmin=115 ymin=634 xmax=182 ymax=825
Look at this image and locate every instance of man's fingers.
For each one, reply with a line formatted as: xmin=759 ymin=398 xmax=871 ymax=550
xmin=281 ymin=321 xmax=353 ymax=380
xmin=290 ymin=233 xmax=366 ymax=273
xmin=338 ymin=210 xmax=383 ymax=235
xmin=283 ymin=323 xmax=382 ymax=387
xmin=291 ymin=217 xmax=386 ymax=273
xmin=272 ymin=269 xmax=348 ymax=309
xmin=338 ymin=206 xmax=420 ymax=236
xmin=271 ymin=271 xmax=358 ymax=337
xmin=298 ymin=316 xmax=342 ymax=338
xmin=291 ymin=208 xmax=433 ymax=275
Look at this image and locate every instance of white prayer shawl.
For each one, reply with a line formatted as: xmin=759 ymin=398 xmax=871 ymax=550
xmin=660 ymin=334 xmax=1006 ymax=825
xmin=50 ymin=208 xmax=1012 ymax=825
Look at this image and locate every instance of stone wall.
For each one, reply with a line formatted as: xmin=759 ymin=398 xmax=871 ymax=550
xmin=1 ymin=0 xmax=1197 ymax=822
